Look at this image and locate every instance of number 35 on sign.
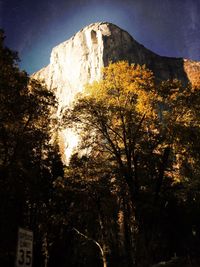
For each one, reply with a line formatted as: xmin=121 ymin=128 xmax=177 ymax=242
xmin=16 ymin=228 xmax=33 ymax=267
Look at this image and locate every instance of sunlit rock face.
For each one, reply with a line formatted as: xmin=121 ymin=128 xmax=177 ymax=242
xmin=33 ymin=23 xmax=108 ymax=109
xmin=32 ymin=22 xmax=200 ymax=162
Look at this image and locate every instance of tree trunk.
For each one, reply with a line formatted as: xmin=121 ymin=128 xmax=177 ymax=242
xmin=155 ymin=146 xmax=170 ymax=201
xmin=73 ymin=227 xmax=108 ymax=267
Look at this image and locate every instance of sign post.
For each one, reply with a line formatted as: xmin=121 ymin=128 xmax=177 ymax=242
xmin=16 ymin=228 xmax=33 ymax=267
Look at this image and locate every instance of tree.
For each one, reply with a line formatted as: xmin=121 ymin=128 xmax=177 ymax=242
xmin=52 ymin=152 xmax=120 ymax=267
xmin=0 ymin=29 xmax=64 ymax=266
xmin=62 ymin=61 xmax=200 ymax=266
xmin=64 ymin=61 xmax=157 ymax=199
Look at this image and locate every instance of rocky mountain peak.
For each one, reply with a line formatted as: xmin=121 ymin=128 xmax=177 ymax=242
xmin=33 ymin=22 xmax=200 ymax=107
xmin=32 ymin=22 xmax=155 ymax=109
xmin=32 ymin=22 xmax=200 ymax=162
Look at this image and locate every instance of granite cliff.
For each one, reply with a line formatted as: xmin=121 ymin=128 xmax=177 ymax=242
xmin=32 ymin=22 xmax=200 ymax=161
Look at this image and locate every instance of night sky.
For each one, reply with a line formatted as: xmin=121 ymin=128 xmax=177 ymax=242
xmin=1 ymin=0 xmax=200 ymax=74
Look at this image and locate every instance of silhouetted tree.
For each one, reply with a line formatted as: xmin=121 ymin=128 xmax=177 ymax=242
xmin=0 ymin=29 xmax=64 ymax=267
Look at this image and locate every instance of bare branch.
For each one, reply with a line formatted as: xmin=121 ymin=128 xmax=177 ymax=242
xmin=73 ymin=227 xmax=107 ymax=267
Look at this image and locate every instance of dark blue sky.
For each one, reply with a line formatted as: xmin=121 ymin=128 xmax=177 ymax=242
xmin=1 ymin=0 xmax=200 ymax=74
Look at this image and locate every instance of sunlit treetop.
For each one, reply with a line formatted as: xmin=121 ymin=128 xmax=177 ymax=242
xmin=65 ymin=61 xmax=200 ymax=186
xmin=84 ymin=61 xmax=158 ymax=118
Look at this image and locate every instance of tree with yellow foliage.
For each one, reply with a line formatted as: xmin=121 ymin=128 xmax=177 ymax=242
xmin=63 ymin=61 xmax=200 ymax=266
xmin=64 ymin=62 xmax=162 ymax=200
xmin=64 ymin=61 xmax=200 ymax=200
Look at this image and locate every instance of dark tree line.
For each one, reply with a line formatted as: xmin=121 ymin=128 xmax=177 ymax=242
xmin=1 ymin=31 xmax=200 ymax=267
xmin=0 ymin=30 xmax=64 ymax=267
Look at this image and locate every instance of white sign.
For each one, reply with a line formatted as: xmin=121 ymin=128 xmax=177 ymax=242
xmin=16 ymin=228 xmax=33 ymax=267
